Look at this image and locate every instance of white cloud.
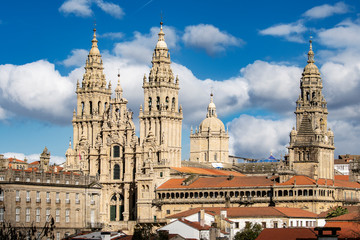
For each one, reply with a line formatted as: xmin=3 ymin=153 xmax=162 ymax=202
xmin=303 ymin=2 xmax=349 ymax=19
xmin=228 ymin=115 xmax=293 ymax=159
xmin=59 ymin=0 xmax=124 ymax=18
xmin=182 ymin=24 xmax=241 ymax=55
xmin=259 ymin=22 xmax=307 ymax=43
xmin=329 ymin=120 xmax=360 ymax=156
xmin=98 ymin=32 xmax=124 ymax=40
xmin=0 ymin=60 xmax=75 ymax=124
xmin=114 ymin=26 xmax=178 ymax=64
xmin=95 ymin=0 xmax=124 ymax=19
xmin=318 ymin=20 xmax=360 ymax=49
xmin=0 ymin=106 xmax=7 ymax=120
xmin=59 ymin=0 xmax=92 ymax=17
xmin=63 ymin=49 xmax=88 ymax=67
xmin=2 ymin=152 xmax=66 ymax=165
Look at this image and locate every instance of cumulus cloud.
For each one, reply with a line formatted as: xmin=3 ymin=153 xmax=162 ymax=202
xmin=182 ymin=24 xmax=242 ymax=56
xmin=259 ymin=22 xmax=307 ymax=43
xmin=59 ymin=0 xmax=124 ymax=18
xmin=303 ymin=2 xmax=349 ymax=19
xmin=2 ymin=152 xmax=66 ymax=165
xmin=228 ymin=115 xmax=293 ymax=159
xmin=98 ymin=32 xmax=124 ymax=40
xmin=0 ymin=106 xmax=8 ymax=120
xmin=62 ymin=49 xmax=88 ymax=67
xmin=114 ymin=26 xmax=178 ymax=64
xmin=0 ymin=60 xmax=75 ymax=124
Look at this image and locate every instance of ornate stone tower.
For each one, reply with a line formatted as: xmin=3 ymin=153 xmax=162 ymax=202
xmin=190 ymin=93 xmax=229 ymax=164
xmin=288 ymin=39 xmax=335 ymax=180
xmin=67 ymin=28 xmax=112 ymax=175
xmin=39 ymin=147 xmax=50 ymax=172
xmin=139 ymin=22 xmax=183 ymax=167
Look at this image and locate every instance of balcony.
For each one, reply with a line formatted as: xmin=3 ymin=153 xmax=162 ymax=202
xmin=56 ymin=199 xmax=61 ymax=204
xmin=66 ymin=199 xmax=70 ymax=204
xmin=15 ymin=197 xmax=20 ymax=202
xmin=75 ymin=199 xmax=80 ymax=204
xmin=46 ymin=198 xmax=51 ymax=203
xmin=36 ymin=198 xmax=41 ymax=203
xmin=26 ymin=198 xmax=31 ymax=203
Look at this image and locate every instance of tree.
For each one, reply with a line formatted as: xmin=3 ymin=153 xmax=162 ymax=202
xmin=326 ymin=206 xmax=348 ymax=219
xmin=234 ymin=222 xmax=262 ymax=240
xmin=0 ymin=217 xmax=55 ymax=240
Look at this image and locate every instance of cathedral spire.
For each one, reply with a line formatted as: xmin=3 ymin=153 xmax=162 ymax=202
xmin=307 ymin=37 xmax=315 ymax=64
xmin=115 ymin=70 xmax=123 ymax=100
xmin=207 ymin=93 xmax=217 ymax=118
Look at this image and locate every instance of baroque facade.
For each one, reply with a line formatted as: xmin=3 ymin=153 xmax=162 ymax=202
xmin=1 ymin=21 xmax=360 ymax=238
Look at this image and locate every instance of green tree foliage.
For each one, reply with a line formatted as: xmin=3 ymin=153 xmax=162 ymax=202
xmin=234 ymin=222 xmax=262 ymax=240
xmin=326 ymin=206 xmax=348 ymax=219
xmin=0 ymin=217 xmax=55 ymax=240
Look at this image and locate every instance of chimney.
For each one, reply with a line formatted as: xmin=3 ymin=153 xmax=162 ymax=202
xmin=220 ymin=210 xmax=227 ymax=219
xmin=101 ymin=232 xmax=111 ymax=240
xmin=315 ymin=227 xmax=340 ymax=240
xmin=200 ymin=209 xmax=205 ymax=227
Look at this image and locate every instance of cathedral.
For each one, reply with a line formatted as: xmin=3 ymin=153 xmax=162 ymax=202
xmin=1 ymin=21 xmax=360 ymax=238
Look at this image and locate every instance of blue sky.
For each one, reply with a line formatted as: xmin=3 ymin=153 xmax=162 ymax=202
xmin=1 ymin=0 xmax=360 ymax=163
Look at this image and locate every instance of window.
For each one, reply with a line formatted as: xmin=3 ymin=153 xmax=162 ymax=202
xmin=76 ymin=193 xmax=80 ymax=204
xmin=46 ymin=179 xmax=50 ymax=183
xmin=113 ymin=164 xmax=120 ymax=180
xmin=290 ymin=221 xmax=293 ymax=227
xmin=46 ymin=208 xmax=51 ymax=222
xmin=65 ymin=209 xmax=70 ymax=223
xmin=16 ymin=190 xmax=20 ymax=202
xmin=36 ymin=179 xmax=40 ymax=183
xmin=16 ymin=208 xmax=20 ymax=222
xmin=66 ymin=193 xmax=70 ymax=204
xmin=36 ymin=208 xmax=40 ymax=222
xmin=56 ymin=180 xmax=60 ymax=184
xmin=56 ymin=192 xmax=60 ymax=203
xmin=274 ymin=221 xmax=278 ymax=228
xmin=26 ymin=178 xmax=30 ymax=182
xmin=91 ymin=194 xmax=95 ymax=205
xmin=166 ymin=210 xmax=170 ymax=214
xmin=26 ymin=208 xmax=31 ymax=222
xmin=0 ymin=208 xmax=4 ymax=222
xmin=36 ymin=191 xmax=40 ymax=203
xmin=56 ymin=209 xmax=60 ymax=223
xmin=56 ymin=232 xmax=60 ymax=240
xmin=46 ymin=192 xmax=50 ymax=203
xmin=113 ymin=146 xmax=120 ymax=158
xmin=26 ymin=191 xmax=30 ymax=202
xmin=65 ymin=180 xmax=69 ymax=184
xmin=0 ymin=190 xmax=3 ymax=201
xmin=160 ymin=172 xmax=163 ymax=177
xmin=235 ymin=222 xmax=239 ymax=228
xmin=262 ymin=222 xmax=266 ymax=228
xmin=156 ymin=96 xmax=160 ymax=110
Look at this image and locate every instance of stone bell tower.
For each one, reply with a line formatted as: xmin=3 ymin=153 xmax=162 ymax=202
xmin=67 ymin=28 xmax=112 ymax=175
xmin=288 ymin=39 xmax=335 ymax=180
xmin=139 ymin=21 xmax=183 ymax=167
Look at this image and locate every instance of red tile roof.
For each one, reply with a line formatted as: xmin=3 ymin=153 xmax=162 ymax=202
xmin=279 ymin=175 xmax=360 ymax=189
xmin=171 ymin=167 xmax=245 ymax=176
xmin=8 ymin=158 xmax=27 ymax=163
xmin=168 ymin=207 xmax=317 ymax=219
xmin=318 ymin=206 xmax=360 ymax=218
xmin=29 ymin=161 xmax=40 ymax=165
xmin=179 ymin=219 xmax=211 ymax=231
xmin=256 ymin=228 xmax=316 ymax=240
xmin=335 ymin=175 xmax=350 ymax=181
xmin=326 ymin=211 xmax=360 ymax=222
xmin=158 ymin=176 xmax=273 ymax=189
xmin=324 ymin=222 xmax=360 ymax=238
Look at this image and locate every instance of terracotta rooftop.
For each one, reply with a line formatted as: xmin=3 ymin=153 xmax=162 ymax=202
xmin=8 ymin=158 xmax=27 ymax=163
xmin=326 ymin=211 xmax=360 ymax=222
xmin=157 ymin=176 xmax=273 ymax=189
xmin=325 ymin=222 xmax=360 ymax=238
xmin=256 ymin=228 xmax=316 ymax=240
xmin=29 ymin=161 xmax=40 ymax=165
xmin=168 ymin=207 xmax=317 ymax=219
xmin=178 ymin=219 xmax=211 ymax=231
xmin=318 ymin=206 xmax=360 ymax=218
xmin=279 ymin=175 xmax=360 ymax=189
xmin=334 ymin=159 xmax=351 ymax=164
xmin=335 ymin=175 xmax=350 ymax=181
xmin=171 ymin=167 xmax=245 ymax=176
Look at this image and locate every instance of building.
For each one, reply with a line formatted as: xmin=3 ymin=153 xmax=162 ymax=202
xmin=190 ymin=93 xmax=229 ymax=164
xmin=0 ymin=148 xmax=102 ymax=239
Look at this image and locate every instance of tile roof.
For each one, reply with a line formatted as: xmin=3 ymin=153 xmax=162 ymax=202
xmin=256 ymin=228 xmax=316 ymax=240
xmin=157 ymin=176 xmax=273 ymax=189
xmin=8 ymin=158 xmax=27 ymax=163
xmin=178 ymin=219 xmax=211 ymax=231
xmin=279 ymin=175 xmax=360 ymax=189
xmin=326 ymin=211 xmax=360 ymax=222
xmin=318 ymin=206 xmax=360 ymax=218
xmin=334 ymin=159 xmax=351 ymax=164
xmin=335 ymin=175 xmax=350 ymax=181
xmin=171 ymin=167 xmax=245 ymax=176
xmin=168 ymin=207 xmax=317 ymax=219
xmin=324 ymin=222 xmax=360 ymax=238
xmin=29 ymin=161 xmax=40 ymax=165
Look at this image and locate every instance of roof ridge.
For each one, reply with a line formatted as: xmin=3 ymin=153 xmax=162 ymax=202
xmin=273 ymin=207 xmax=287 ymax=217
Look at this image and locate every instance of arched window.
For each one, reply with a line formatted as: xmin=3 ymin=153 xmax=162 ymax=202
xmin=89 ymin=101 xmax=93 ymax=115
xmin=110 ymin=194 xmax=124 ymax=221
xmin=165 ymin=96 xmax=169 ymax=110
xmin=113 ymin=146 xmax=120 ymax=158
xmin=98 ymin=101 xmax=101 ymax=114
xmin=156 ymin=97 xmax=160 ymax=110
xmin=81 ymin=102 xmax=85 ymax=116
xmin=113 ymin=164 xmax=120 ymax=180
xmin=148 ymin=97 xmax=152 ymax=111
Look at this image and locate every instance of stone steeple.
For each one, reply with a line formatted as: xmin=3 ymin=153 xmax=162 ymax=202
xmin=207 ymin=93 xmax=217 ymax=118
xmin=139 ymin=21 xmax=183 ymax=167
xmin=288 ymin=39 xmax=335 ymax=180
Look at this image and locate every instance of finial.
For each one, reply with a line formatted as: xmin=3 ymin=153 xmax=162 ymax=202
xmin=160 ymin=11 xmax=163 ymax=29
xmin=69 ymin=137 xmax=72 ymax=147
xmin=117 ymin=68 xmax=121 ymax=84
xmin=307 ymin=36 xmax=315 ymax=63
